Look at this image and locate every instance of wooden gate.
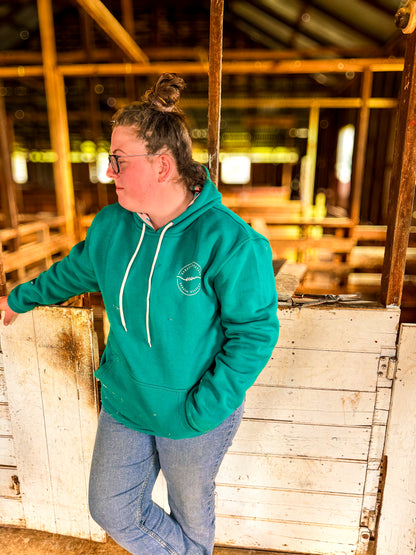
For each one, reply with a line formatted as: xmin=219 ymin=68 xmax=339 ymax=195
xmin=0 ymin=306 xmax=105 ymax=541
xmin=2 ymin=305 xmax=416 ymax=554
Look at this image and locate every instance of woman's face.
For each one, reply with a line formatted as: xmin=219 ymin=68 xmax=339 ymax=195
xmin=107 ymin=126 xmax=161 ymax=213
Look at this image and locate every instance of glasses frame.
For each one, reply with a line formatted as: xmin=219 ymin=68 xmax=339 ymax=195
xmin=108 ymin=153 xmax=159 ymax=174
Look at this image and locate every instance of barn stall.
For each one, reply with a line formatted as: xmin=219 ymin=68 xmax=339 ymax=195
xmin=1 ymin=1 xmax=416 ymax=554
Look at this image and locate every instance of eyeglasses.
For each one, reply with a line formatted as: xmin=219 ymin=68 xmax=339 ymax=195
xmin=108 ymin=153 xmax=159 ymax=174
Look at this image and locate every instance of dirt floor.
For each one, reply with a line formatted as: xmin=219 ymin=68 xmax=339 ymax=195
xmin=0 ymin=526 xmax=285 ymax=555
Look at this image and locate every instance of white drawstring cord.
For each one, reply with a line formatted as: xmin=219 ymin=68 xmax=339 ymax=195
xmin=146 ymin=223 xmax=173 ymax=347
xmin=119 ymin=223 xmax=146 ymax=332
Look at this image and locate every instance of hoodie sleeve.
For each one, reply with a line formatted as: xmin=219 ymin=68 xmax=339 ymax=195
xmin=7 ymin=230 xmax=100 ymax=314
xmin=185 ymin=236 xmax=279 ymax=433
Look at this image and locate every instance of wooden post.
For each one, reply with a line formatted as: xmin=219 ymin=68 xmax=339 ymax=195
xmin=380 ymin=28 xmax=416 ymax=306
xmin=0 ymin=243 xmax=7 ymax=296
xmin=37 ymin=0 xmax=76 ymax=237
xmin=0 ymin=90 xmax=19 ymax=234
xmin=350 ymin=68 xmax=373 ymax=224
xmin=303 ymin=104 xmax=320 ymax=213
xmin=207 ymin=0 xmax=224 ymax=187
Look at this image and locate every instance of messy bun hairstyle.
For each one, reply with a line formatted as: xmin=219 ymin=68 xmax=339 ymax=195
xmin=111 ymin=73 xmax=206 ymax=190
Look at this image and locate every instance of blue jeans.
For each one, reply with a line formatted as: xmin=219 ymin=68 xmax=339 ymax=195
xmin=88 ymin=404 xmax=244 ymax=555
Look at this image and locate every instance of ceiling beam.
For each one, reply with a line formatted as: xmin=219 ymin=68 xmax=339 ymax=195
xmin=75 ymin=0 xmax=149 ymax=64
xmin=0 ymin=57 xmax=404 ymax=80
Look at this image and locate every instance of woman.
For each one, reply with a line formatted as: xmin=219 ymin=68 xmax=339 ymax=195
xmin=0 ymin=73 xmax=279 ymax=554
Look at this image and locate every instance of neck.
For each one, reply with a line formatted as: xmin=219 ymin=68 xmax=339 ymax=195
xmin=148 ymin=186 xmax=194 ymax=230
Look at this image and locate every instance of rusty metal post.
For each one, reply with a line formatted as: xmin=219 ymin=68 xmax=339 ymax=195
xmin=380 ymin=3 xmax=416 ymax=306
xmin=207 ymin=0 xmax=224 ymax=187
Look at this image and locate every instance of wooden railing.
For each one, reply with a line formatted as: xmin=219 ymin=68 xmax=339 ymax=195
xmin=0 ymin=216 xmax=74 ymax=287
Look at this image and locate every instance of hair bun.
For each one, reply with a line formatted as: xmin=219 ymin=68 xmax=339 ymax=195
xmin=143 ymin=73 xmax=185 ymax=112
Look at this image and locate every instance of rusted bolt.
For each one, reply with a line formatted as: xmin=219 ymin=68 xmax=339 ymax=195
xmin=395 ymin=8 xmax=411 ymax=29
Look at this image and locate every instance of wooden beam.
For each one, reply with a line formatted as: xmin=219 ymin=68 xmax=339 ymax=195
xmin=207 ymin=0 xmax=225 ymax=186
xmin=0 ymin=58 xmax=405 ymax=80
xmin=75 ymin=0 xmax=149 ymax=64
xmin=350 ymin=68 xmax=373 ymax=224
xmin=380 ymin=30 xmax=416 ymax=306
xmin=0 ymin=91 xmax=19 ymax=234
xmin=37 ymin=0 xmax=76 ymax=237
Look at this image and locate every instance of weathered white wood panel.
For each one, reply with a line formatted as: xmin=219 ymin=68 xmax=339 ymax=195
xmin=229 ymin=420 xmax=371 ymax=460
xmin=376 ymin=324 xmax=416 ymax=555
xmin=1 ymin=306 xmax=105 ymax=542
xmin=217 ymin=453 xmax=367 ymax=494
xmin=216 ymin=516 xmax=358 ymax=554
xmin=260 ymin=350 xmax=382 ymax=391
xmin=0 ymin=404 xmax=12 ymax=436
xmin=0 ymin=350 xmax=23 ymax=527
xmin=0 ymin=437 xmax=16 ymax=467
xmin=216 ymin=305 xmax=401 ymax=554
xmin=0 ymin=497 xmax=25 ymax=526
xmin=245 ymin=386 xmax=375 ymax=426
xmin=216 ymin=485 xmax=362 ymax=526
xmin=276 ymin=306 xmax=399 ymax=352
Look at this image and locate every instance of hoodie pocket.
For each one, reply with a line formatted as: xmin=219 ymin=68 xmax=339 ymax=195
xmin=95 ymin=358 xmax=199 ymax=438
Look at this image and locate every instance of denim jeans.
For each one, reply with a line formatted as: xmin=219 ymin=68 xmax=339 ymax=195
xmin=88 ymin=404 xmax=244 ymax=555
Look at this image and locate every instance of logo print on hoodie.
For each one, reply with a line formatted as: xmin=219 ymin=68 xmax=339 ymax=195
xmin=177 ymin=262 xmax=202 ymax=296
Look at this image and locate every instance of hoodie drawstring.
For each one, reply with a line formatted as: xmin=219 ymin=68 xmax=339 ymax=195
xmin=119 ymin=223 xmax=146 ymax=333
xmin=146 ymin=223 xmax=173 ymax=347
xmin=119 ymin=222 xmax=173 ymax=347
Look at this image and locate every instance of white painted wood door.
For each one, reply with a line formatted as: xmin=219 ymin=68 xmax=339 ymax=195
xmin=0 ymin=306 xmax=105 ymax=542
xmin=215 ymin=305 xmax=400 ymax=555
xmin=376 ymin=323 xmax=416 ymax=555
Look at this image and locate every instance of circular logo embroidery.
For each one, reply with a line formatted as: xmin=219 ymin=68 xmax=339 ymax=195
xmin=177 ymin=262 xmax=202 ymax=296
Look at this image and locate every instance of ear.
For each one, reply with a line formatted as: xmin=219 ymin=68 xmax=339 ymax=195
xmin=157 ymin=153 xmax=174 ymax=182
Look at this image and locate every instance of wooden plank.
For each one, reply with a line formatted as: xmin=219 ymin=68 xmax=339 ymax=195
xmin=229 ymin=420 xmax=371 ymax=461
xmin=217 ymin=453 xmax=367 ymax=495
xmin=1 ymin=311 xmax=57 ymax=532
xmin=244 ymin=386 xmax=375 ymax=426
xmin=0 ymin=496 xmax=25 ymax=527
xmin=381 ymin=30 xmax=416 ymax=306
xmin=29 ymin=307 xmax=103 ymax=541
xmin=276 ymin=306 xmax=400 ymax=353
xmin=0 ymin=369 xmax=7 ymax=403
xmin=216 ymin=485 xmax=362 ymax=527
xmin=2 ymin=234 xmax=72 ymax=273
xmin=258 ymin=349 xmax=381 ymax=391
xmin=215 ymin=516 xmax=359 ymax=553
xmin=0 ymin=404 xmax=12 ymax=435
xmin=377 ymin=324 xmax=416 ymax=554
xmin=0 ymin=436 xmax=16 ymax=467
xmin=1 ymin=307 xmax=105 ymax=541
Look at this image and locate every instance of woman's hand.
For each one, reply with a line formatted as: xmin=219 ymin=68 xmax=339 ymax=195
xmin=0 ymin=296 xmax=18 ymax=326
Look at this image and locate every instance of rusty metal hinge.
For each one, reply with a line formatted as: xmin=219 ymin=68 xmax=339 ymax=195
xmin=9 ymin=474 xmax=20 ymax=495
xmin=358 ymin=455 xmax=388 ymax=553
xmin=377 ymin=356 xmax=397 ymax=380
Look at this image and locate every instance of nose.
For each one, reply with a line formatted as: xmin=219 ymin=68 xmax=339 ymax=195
xmin=106 ymin=162 xmax=116 ymax=179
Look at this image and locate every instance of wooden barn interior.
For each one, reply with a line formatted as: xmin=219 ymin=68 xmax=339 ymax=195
xmin=1 ymin=1 xmax=416 ymax=554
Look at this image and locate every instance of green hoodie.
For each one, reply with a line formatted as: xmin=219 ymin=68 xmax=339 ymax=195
xmin=8 ymin=176 xmax=279 ymax=438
